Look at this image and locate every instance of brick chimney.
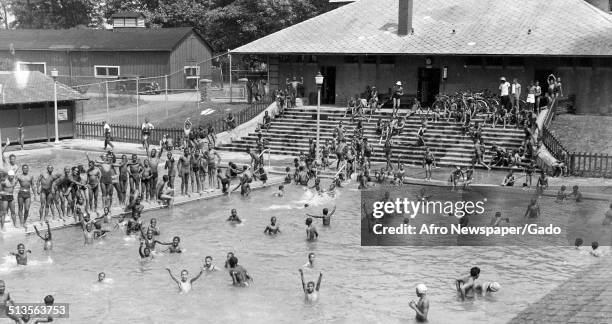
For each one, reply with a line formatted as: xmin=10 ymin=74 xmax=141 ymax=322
xmin=398 ymin=0 xmax=414 ymax=36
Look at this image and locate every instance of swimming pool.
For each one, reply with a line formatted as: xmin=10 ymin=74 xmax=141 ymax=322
xmin=0 ymin=178 xmax=605 ymax=323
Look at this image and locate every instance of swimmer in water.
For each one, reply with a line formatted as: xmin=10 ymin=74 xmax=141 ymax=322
xmin=202 ymin=256 xmax=218 ymax=272
xmin=227 ymin=208 xmax=242 ymax=224
xmin=263 ymin=217 xmax=281 ymax=235
xmin=148 ymin=218 xmax=160 ymax=236
xmin=303 ymin=253 xmax=315 ymax=268
xmin=490 ymin=211 xmax=509 ymax=226
xmin=590 ymin=241 xmax=602 ymax=257
xmin=0 ymin=280 xmax=13 ymax=311
xmin=97 ymin=272 xmax=107 ymax=283
xmin=34 ymin=220 xmax=53 ymax=250
xmin=10 ymin=243 xmax=31 ymax=265
xmin=273 ymin=185 xmax=285 ymax=197
xmin=474 ymin=281 xmax=501 ymax=296
xmin=524 ymin=198 xmax=540 ymax=219
xmin=575 ymin=238 xmax=583 ymax=249
xmin=556 ymin=185 xmax=567 ymax=202
xmin=166 ymin=268 xmax=204 ymax=293
xmin=140 ymin=229 xmax=174 ymax=251
xmin=82 ymin=222 xmax=101 ymax=245
xmin=305 ymin=217 xmax=318 ymax=241
xmin=224 ymin=252 xmax=235 ymax=268
xmin=227 ymin=256 xmax=253 ymax=287
xmin=163 ymin=236 xmax=182 ymax=253
xmin=306 ymin=206 xmax=336 ymax=226
xmin=299 ymin=268 xmax=322 ymax=303
xmin=139 ymin=241 xmax=154 ymax=260
xmin=456 ymin=266 xmax=480 ymax=301
xmin=409 ymin=284 xmax=429 ymax=322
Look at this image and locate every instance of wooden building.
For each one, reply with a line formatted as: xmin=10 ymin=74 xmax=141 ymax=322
xmin=0 ymin=71 xmax=86 ymax=142
xmin=233 ymin=0 xmax=612 ymax=115
xmin=0 ymin=14 xmax=214 ymax=90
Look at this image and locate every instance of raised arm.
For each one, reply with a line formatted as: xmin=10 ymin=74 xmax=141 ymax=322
xmin=139 ymin=242 xmax=146 ymax=258
xmin=190 ymin=269 xmax=205 ymax=283
xmin=299 ymin=269 xmax=306 ymax=293
xmin=34 ymin=225 xmax=45 ymax=241
xmin=46 ymin=221 xmax=52 ymax=239
xmin=315 ymin=272 xmax=323 ymax=291
xmin=329 ymin=206 xmax=337 ymax=217
xmin=166 ymin=268 xmax=179 ymax=284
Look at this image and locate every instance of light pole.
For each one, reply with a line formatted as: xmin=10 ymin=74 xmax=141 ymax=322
xmin=315 ymin=71 xmax=324 ymax=163
xmin=51 ymin=68 xmax=60 ymax=144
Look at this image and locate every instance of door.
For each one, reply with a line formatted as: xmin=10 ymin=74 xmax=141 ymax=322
xmin=417 ymin=68 xmax=441 ymax=107
xmin=321 ymin=66 xmax=336 ymax=105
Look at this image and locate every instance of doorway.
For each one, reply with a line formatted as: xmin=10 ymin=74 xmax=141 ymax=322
xmin=320 ymin=66 xmax=336 ymax=105
xmin=417 ymin=68 xmax=441 ymax=107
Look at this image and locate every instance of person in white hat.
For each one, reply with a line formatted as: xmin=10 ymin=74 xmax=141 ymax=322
xmin=475 ymin=281 xmax=501 ymax=296
xmin=409 ymin=283 xmax=429 ymax=321
xmin=392 ymin=81 xmax=404 ymax=116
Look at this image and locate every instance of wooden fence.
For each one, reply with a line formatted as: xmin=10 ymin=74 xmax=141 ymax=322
xmin=539 ymin=96 xmax=611 ymax=178
xmin=76 ymin=100 xmax=273 ymax=144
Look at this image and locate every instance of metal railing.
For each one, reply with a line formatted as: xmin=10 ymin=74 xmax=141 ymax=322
xmin=75 ymin=99 xmax=273 ymax=145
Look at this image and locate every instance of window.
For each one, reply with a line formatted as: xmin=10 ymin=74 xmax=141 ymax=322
xmin=184 ymin=66 xmax=200 ymax=79
xmin=94 ymin=65 xmax=120 ymax=78
xmin=17 ymin=62 xmax=46 ymax=74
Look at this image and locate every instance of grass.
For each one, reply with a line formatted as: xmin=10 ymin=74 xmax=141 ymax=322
xmin=550 ymin=114 xmax=612 ymax=154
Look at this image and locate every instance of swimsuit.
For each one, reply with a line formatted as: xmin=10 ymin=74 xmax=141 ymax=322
xmin=18 ymin=191 xmax=30 ymax=200
xmin=1 ymin=194 xmax=13 ymax=202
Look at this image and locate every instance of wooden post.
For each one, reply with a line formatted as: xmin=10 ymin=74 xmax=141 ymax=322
xmin=229 ymin=50 xmax=233 ymax=103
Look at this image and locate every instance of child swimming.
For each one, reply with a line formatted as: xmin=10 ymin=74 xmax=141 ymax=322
xmin=34 ymin=220 xmax=53 ymax=250
xmin=202 ymin=256 xmax=218 ymax=272
xmin=299 ymin=268 xmax=322 ymax=303
xmin=306 ymin=206 xmax=336 ymax=226
xmin=409 ymin=284 xmax=429 ymax=322
xmin=456 ymin=266 xmax=480 ymax=300
xmin=166 ymin=268 xmax=205 ymax=293
xmin=263 ymin=217 xmax=280 ymax=235
xmin=10 ymin=244 xmax=32 ymax=265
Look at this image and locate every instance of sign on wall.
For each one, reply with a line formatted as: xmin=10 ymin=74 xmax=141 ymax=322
xmin=57 ymin=109 xmax=68 ymax=121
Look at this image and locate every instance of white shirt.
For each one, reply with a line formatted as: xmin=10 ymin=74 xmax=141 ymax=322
xmin=499 ymin=82 xmax=510 ymax=96
xmin=103 ymin=123 xmax=111 ymax=131
xmin=141 ymin=122 xmax=154 ymax=130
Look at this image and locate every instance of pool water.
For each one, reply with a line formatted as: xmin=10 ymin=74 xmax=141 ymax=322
xmin=0 ymin=178 xmax=605 ymax=324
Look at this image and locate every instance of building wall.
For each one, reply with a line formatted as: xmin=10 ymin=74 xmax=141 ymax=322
xmin=0 ymin=101 xmax=76 ymax=142
xmin=0 ymin=50 xmax=170 ymax=87
xmin=276 ymin=55 xmax=612 ymax=115
xmin=169 ymin=32 xmax=213 ymax=90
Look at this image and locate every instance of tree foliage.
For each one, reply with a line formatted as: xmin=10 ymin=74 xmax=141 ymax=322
xmin=9 ymin=0 xmax=102 ymax=29
xmin=6 ymin=0 xmax=334 ymax=50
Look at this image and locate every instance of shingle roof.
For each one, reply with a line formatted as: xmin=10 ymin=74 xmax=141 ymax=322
xmin=111 ymin=12 xmax=146 ymax=19
xmin=0 ymin=71 xmax=87 ymax=105
xmin=0 ymin=27 xmax=209 ymax=52
xmin=234 ymin=0 xmax=612 ymax=56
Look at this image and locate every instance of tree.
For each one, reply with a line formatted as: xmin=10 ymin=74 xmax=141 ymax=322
xmin=10 ymin=0 xmax=102 ymax=29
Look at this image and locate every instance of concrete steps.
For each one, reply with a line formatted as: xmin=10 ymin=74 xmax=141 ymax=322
xmin=219 ymin=107 xmax=527 ymax=168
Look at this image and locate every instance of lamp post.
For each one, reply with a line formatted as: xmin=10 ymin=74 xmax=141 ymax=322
xmin=315 ymin=71 xmax=324 ymax=164
xmin=51 ymin=68 xmax=60 ymax=144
